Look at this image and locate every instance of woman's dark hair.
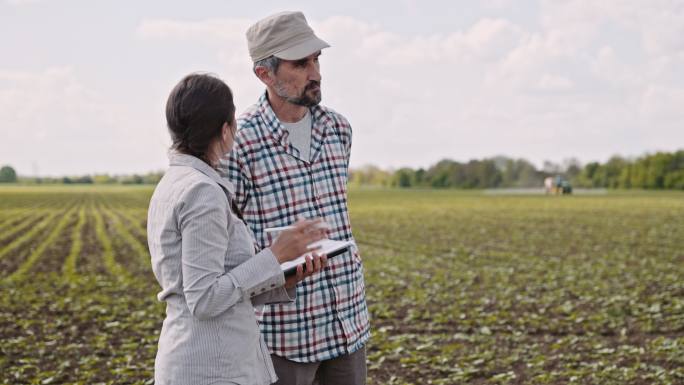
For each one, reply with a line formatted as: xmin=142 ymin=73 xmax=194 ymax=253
xmin=165 ymin=73 xmax=235 ymax=164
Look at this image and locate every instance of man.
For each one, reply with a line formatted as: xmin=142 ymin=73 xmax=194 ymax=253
xmin=223 ymin=11 xmax=370 ymax=385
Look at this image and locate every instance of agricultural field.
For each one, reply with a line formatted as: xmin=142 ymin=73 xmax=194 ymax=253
xmin=0 ymin=185 xmax=683 ymax=384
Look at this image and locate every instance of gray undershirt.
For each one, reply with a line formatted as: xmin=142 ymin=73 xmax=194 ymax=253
xmin=281 ymin=110 xmax=312 ymax=161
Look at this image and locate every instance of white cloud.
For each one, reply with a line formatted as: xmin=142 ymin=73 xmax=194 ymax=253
xmin=136 ymin=17 xmax=261 ymax=114
xmin=482 ymin=0 xmax=516 ymax=11
xmin=4 ymin=0 xmax=42 ymax=5
xmin=0 ymin=67 xmax=168 ymax=176
xmin=537 ymin=74 xmax=573 ymax=90
xmin=4 ymin=4 xmax=684 ymax=176
xmin=465 ymin=18 xmax=526 ymax=60
xmin=591 ymin=46 xmax=640 ymax=88
xmin=134 ymin=9 xmax=684 ymax=168
xmin=640 ymin=85 xmax=684 ymax=121
xmin=136 ymin=18 xmax=251 ymax=43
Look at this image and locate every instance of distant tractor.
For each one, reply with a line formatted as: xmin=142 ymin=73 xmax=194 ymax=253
xmin=544 ymin=176 xmax=572 ymax=195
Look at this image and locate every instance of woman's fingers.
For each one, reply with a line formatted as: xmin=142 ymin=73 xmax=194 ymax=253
xmin=307 ymin=253 xmax=327 ymax=274
xmin=313 ymin=253 xmax=323 ymax=272
xmin=313 ymin=254 xmax=320 ymax=272
xmin=289 ymin=253 xmax=329 ymax=286
xmin=293 ymin=219 xmax=328 ymax=249
xmin=305 ymin=229 xmax=327 ymax=245
xmin=294 ymin=218 xmax=328 ymax=234
xmin=295 ymin=264 xmax=304 ymax=281
xmin=304 ymin=255 xmax=314 ymax=274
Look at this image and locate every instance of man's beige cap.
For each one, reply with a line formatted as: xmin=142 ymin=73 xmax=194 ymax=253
xmin=246 ymin=11 xmax=330 ymax=63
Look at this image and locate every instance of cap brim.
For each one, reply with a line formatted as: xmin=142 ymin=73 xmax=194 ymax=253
xmin=273 ymin=37 xmax=330 ymax=60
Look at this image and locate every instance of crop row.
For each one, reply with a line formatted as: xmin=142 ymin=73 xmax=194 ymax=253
xmin=0 ymin=199 xmax=150 ymax=284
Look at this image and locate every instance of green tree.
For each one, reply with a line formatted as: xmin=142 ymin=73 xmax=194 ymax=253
xmin=143 ymin=171 xmax=164 ymax=184
xmin=618 ymin=165 xmax=632 ymax=188
xmin=121 ymin=174 xmax=144 ymax=184
xmin=93 ymin=174 xmax=117 ymax=184
xmin=664 ymin=170 xmax=684 ymax=189
xmin=462 ymin=160 xmax=499 ymax=188
xmin=349 ymin=165 xmax=391 ymax=187
xmin=414 ymin=168 xmax=427 ymax=187
xmin=630 ymin=151 xmax=683 ymax=189
xmin=603 ymin=156 xmax=627 ymax=188
xmin=494 ymin=157 xmax=541 ymax=188
xmin=563 ymin=158 xmax=582 ymax=182
xmin=578 ymin=162 xmax=601 ymax=187
xmin=0 ymin=165 xmax=17 ymax=183
xmin=664 ymin=151 xmax=684 ymax=189
xmin=75 ymin=175 xmax=94 ymax=184
xmin=391 ymin=168 xmax=415 ymax=188
xmin=426 ymin=159 xmax=460 ymax=188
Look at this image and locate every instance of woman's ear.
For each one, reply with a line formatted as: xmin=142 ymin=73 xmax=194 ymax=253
xmin=222 ymin=122 xmax=231 ymax=140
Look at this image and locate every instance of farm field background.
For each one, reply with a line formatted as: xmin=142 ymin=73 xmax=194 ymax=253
xmin=0 ymin=185 xmax=682 ymax=385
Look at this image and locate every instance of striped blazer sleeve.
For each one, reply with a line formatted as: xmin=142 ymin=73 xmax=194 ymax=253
xmin=178 ymin=181 xmax=285 ymax=320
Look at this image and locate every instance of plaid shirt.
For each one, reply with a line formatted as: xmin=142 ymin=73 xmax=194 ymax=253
xmin=222 ymin=92 xmax=370 ymax=363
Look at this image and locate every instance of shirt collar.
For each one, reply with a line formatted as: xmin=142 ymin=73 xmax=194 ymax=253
xmin=256 ymin=91 xmax=331 ymax=163
xmin=168 ymin=151 xmax=235 ymax=196
xmin=256 ymin=91 xmax=287 ymax=143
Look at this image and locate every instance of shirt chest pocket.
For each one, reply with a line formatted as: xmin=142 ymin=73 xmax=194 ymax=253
xmin=312 ymin=140 xmax=349 ymax=200
xmin=251 ymin=156 xmax=310 ymax=222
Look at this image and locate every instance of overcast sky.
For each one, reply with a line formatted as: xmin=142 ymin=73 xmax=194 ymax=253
xmin=1 ymin=0 xmax=683 ymax=176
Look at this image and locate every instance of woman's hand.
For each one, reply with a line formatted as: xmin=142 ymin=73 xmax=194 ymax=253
xmin=284 ymin=252 xmax=328 ymax=288
xmin=269 ymin=218 xmax=328 ymax=264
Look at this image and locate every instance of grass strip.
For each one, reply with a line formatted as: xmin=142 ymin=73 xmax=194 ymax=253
xmin=92 ymin=204 xmax=132 ymax=282
xmin=6 ymin=207 xmax=78 ymax=282
xmin=0 ymin=208 xmax=32 ymax=231
xmin=114 ymin=209 xmax=148 ymax=242
xmin=102 ymin=207 xmax=150 ymax=267
xmin=0 ymin=210 xmax=46 ymax=244
xmin=62 ymin=206 xmax=87 ymax=278
xmin=0 ymin=210 xmax=62 ymax=261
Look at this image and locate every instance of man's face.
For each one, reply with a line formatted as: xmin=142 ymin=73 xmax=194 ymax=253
xmin=272 ymin=51 xmax=322 ymax=107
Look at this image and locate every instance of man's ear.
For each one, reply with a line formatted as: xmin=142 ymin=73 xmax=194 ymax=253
xmin=255 ymin=66 xmax=275 ymax=87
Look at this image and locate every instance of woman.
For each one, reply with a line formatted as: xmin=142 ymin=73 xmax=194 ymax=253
xmin=147 ymin=73 xmax=327 ymax=385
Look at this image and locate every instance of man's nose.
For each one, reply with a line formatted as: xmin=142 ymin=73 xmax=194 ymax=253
xmin=308 ymin=62 xmax=321 ymax=81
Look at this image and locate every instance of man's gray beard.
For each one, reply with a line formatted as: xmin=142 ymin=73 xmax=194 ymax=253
xmin=274 ymin=81 xmax=321 ymax=107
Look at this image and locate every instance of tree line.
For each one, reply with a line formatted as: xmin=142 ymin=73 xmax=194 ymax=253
xmin=0 ymin=167 xmax=164 ymax=185
xmin=2 ymin=149 xmax=682 ymax=189
xmin=349 ymin=150 xmax=684 ymax=189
